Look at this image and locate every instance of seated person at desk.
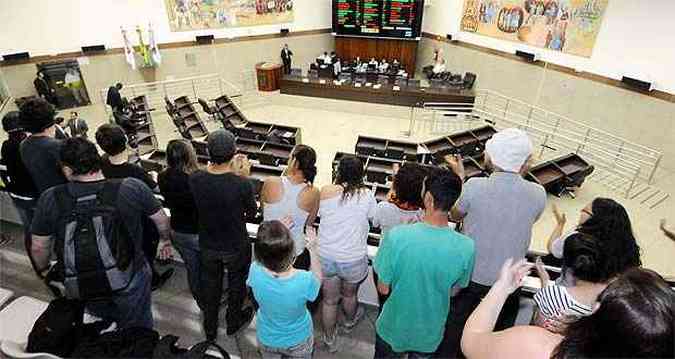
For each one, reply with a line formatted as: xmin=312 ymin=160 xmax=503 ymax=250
xmin=333 ymin=58 xmax=342 ymax=76
xmin=330 ymin=51 xmax=338 ymax=63
xmin=317 ymin=52 xmax=330 ymax=65
xmin=378 ymin=59 xmax=389 ymax=73
xmin=369 ymin=57 xmax=379 ymax=68
xmin=433 ymin=59 xmax=447 ymax=77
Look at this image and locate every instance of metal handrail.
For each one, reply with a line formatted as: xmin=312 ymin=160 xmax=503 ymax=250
xmin=474 ymin=90 xmax=663 ymax=187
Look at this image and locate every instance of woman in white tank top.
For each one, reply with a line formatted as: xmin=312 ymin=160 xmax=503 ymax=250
xmin=261 ymin=145 xmax=320 ymax=270
xmin=318 ymin=155 xmax=377 ymax=352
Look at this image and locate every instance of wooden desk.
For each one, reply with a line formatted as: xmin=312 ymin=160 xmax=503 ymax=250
xmin=256 ymin=62 xmax=283 ymax=91
xmin=280 ymin=76 xmax=476 ymax=107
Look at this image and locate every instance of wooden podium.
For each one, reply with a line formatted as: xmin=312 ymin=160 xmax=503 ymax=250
xmin=255 ymin=62 xmax=283 ymax=91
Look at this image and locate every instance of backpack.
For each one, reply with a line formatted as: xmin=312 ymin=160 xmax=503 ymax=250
xmin=71 ymin=327 xmax=159 ymax=358
xmin=53 ymin=180 xmax=136 ymax=300
xmin=26 ymin=298 xmax=84 ymax=357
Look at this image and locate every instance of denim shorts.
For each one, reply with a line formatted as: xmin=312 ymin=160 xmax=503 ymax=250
xmin=259 ymin=335 xmax=313 ymax=359
xmin=320 ymin=256 xmax=369 ymax=284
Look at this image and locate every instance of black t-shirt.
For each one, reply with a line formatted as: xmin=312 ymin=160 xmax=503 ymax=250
xmin=31 ymin=178 xmax=162 ymax=265
xmin=189 ymin=171 xmax=257 ymax=253
xmin=1 ymin=136 xmax=39 ymax=198
xmin=158 ymin=168 xmax=198 ymax=234
xmin=100 ymin=157 xmax=157 ymax=189
xmin=20 ymin=135 xmax=67 ymax=195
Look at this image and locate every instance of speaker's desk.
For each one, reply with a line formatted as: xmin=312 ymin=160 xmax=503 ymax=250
xmin=280 ymin=76 xmax=476 ymax=107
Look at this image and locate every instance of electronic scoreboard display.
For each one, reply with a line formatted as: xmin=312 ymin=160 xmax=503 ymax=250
xmin=332 ymin=0 xmax=425 ymax=40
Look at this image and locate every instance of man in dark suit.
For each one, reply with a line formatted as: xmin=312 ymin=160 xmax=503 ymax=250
xmin=106 ymin=83 xmax=124 ymax=113
xmin=34 ymin=71 xmax=56 ymax=106
xmin=280 ymin=44 xmax=293 ymax=75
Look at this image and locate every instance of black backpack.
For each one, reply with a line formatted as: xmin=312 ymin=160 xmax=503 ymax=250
xmin=26 ymin=298 xmax=84 ymax=357
xmin=53 ymin=180 xmax=136 ymax=300
xmin=71 ymin=327 xmax=159 ymax=358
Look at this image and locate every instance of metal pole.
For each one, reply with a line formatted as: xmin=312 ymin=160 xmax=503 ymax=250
xmin=577 ymin=128 xmax=591 ymax=154
xmin=648 ymin=154 xmax=662 ymax=184
xmin=192 ymin=80 xmax=198 ymax=101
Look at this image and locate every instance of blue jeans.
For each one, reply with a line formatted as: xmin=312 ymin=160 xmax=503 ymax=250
xmin=374 ymin=333 xmax=432 ymax=358
xmin=86 ymin=261 xmax=153 ymax=329
xmin=172 ymin=231 xmax=201 ymax=306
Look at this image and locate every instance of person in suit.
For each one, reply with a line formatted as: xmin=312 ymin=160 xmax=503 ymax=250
xmin=106 ymin=83 xmax=124 ymax=114
xmin=33 ymin=71 xmax=56 ymax=106
xmin=280 ymin=44 xmax=294 ymax=75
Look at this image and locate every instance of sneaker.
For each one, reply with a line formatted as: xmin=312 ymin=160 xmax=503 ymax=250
xmin=323 ymin=328 xmax=339 ymax=353
xmin=226 ymin=307 xmax=254 ymax=336
xmin=342 ymin=306 xmax=365 ymax=333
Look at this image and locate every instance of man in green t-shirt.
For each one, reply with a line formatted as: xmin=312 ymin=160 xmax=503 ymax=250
xmin=374 ymin=169 xmax=475 ymax=357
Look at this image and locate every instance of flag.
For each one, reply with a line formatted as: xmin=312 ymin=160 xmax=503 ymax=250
xmin=136 ymin=26 xmax=152 ymax=67
xmin=121 ymin=27 xmax=136 ymax=70
xmin=148 ymin=22 xmax=162 ymax=66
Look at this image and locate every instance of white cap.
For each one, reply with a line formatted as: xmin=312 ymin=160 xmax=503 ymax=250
xmin=485 ymin=128 xmax=533 ymax=172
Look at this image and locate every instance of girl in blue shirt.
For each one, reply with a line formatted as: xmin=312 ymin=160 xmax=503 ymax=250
xmin=248 ymin=220 xmax=322 ymax=358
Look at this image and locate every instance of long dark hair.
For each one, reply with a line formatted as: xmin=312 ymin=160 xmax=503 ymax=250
xmin=577 ymin=198 xmax=641 ymax=275
xmin=291 ymin=144 xmax=317 ymax=184
xmin=335 ymin=155 xmax=366 ymax=201
xmin=166 ymin=140 xmax=199 ymax=175
xmin=553 ymin=268 xmax=674 ymax=358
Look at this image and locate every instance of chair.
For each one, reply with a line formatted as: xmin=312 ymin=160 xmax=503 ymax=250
xmin=197 ymin=98 xmax=221 ymax=123
xmin=463 ymin=72 xmax=477 ymax=90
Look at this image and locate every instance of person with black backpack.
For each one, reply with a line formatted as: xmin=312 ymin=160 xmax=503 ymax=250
xmin=30 ymin=137 xmax=172 ymax=329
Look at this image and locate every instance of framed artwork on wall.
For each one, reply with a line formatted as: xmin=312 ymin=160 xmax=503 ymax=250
xmin=460 ymin=0 xmax=609 ymax=57
xmin=164 ymin=0 xmax=294 ymax=32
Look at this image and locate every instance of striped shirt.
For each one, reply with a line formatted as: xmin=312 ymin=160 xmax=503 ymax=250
xmin=534 ymin=285 xmax=593 ymax=320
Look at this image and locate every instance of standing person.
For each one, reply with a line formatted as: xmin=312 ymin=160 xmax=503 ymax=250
xmin=371 ymin=162 xmax=427 ymax=310
xmin=318 ymin=155 xmax=376 ymax=352
xmin=67 ymin=111 xmax=89 ymax=138
xmin=261 ymin=144 xmax=319 ymax=270
xmin=280 ymin=44 xmax=294 ymax=75
xmin=248 ymin=221 xmax=322 ymax=359
xmin=373 ymin=170 xmax=475 ymax=358
xmin=53 ymin=116 xmax=69 ymax=140
xmin=29 ymin=137 xmax=172 ymax=329
xmin=438 ymin=128 xmax=547 ymax=357
xmin=19 ymin=98 xmax=68 ymax=195
xmin=95 ymin=124 xmax=175 ymax=290
xmin=158 ymin=140 xmax=201 ymax=306
xmin=106 ymin=83 xmax=125 ymax=114
xmin=0 ymin=111 xmax=39 ymax=269
xmin=33 ymin=71 xmax=56 ymax=106
xmin=190 ymin=129 xmax=257 ymax=340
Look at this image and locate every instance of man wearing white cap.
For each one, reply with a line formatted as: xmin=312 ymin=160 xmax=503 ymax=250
xmin=437 ymin=128 xmax=547 ymax=357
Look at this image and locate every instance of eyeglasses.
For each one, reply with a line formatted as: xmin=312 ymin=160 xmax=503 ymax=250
xmin=581 ymin=208 xmax=593 ymax=217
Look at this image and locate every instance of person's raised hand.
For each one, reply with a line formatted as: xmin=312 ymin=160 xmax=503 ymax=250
xmin=232 ymin=154 xmax=251 ymax=177
xmin=535 ymin=257 xmax=550 ymax=283
xmin=392 ymin=163 xmax=400 ymax=175
xmin=552 ymin=204 xmax=567 ymax=227
xmin=495 ymin=258 xmax=533 ymax=295
xmin=305 ymin=226 xmax=319 ymax=252
xmin=444 ymin=154 xmax=465 ymax=180
xmin=158 ymin=240 xmax=174 ymax=261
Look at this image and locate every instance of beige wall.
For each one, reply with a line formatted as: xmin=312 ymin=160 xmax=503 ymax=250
xmin=417 ymin=38 xmax=675 ymax=174
xmin=3 ymin=33 xmax=334 ymax=103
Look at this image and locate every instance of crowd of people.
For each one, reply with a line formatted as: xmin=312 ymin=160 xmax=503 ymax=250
xmin=1 ymin=97 xmax=674 ymax=358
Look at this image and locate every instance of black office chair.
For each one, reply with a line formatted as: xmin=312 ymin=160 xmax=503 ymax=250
xmin=198 ymin=98 xmax=222 ymax=123
xmin=463 ymin=72 xmax=477 ymax=90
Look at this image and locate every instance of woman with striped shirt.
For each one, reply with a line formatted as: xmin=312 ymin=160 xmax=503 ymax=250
xmin=533 ymin=233 xmax=611 ymax=330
